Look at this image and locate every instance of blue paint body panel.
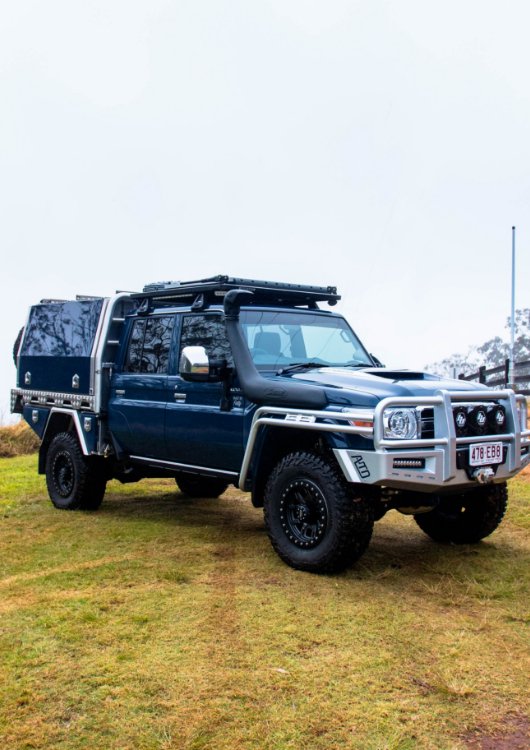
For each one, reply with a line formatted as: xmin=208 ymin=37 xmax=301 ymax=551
xmin=22 ymin=405 xmax=49 ymax=439
xmin=165 ymin=375 xmax=246 ymax=471
xmin=80 ymin=414 xmax=99 ymax=454
xmin=18 ymin=355 xmax=92 ymax=394
xmin=108 ymin=373 xmax=168 ymax=457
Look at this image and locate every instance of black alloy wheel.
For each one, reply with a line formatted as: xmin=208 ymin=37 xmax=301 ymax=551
xmin=52 ymin=449 xmax=76 ymax=498
xmin=264 ymin=451 xmax=373 ymax=573
xmin=279 ymin=478 xmax=328 ymax=549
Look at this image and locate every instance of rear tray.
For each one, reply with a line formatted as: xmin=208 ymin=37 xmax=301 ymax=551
xmin=17 ymin=298 xmax=104 ymax=394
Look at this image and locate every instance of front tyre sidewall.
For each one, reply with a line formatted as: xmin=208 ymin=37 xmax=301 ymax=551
xmin=264 ymin=452 xmax=373 ymax=573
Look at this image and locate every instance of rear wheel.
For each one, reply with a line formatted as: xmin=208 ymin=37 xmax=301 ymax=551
xmin=45 ymin=432 xmax=106 ymax=510
xmin=414 ymin=483 xmax=507 ymax=543
xmin=264 ymin=451 xmax=373 ymax=573
xmin=175 ymin=474 xmax=229 ymax=498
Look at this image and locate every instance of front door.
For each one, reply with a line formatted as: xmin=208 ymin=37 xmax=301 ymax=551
xmin=165 ymin=313 xmax=245 ymax=473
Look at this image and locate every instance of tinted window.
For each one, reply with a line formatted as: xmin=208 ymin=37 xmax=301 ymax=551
xmin=125 ymin=316 xmax=174 ymax=374
xmin=22 ymin=299 xmax=104 ymax=357
xmin=125 ymin=319 xmax=147 ymax=372
xmin=180 ymin=315 xmax=233 ymax=366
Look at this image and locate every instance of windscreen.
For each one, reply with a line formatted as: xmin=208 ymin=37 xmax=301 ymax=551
xmin=239 ymin=309 xmax=373 ymax=370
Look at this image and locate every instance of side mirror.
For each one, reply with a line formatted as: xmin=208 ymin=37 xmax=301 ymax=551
xmin=179 ymin=346 xmax=211 ymax=381
xmin=179 ymin=346 xmax=227 ymax=382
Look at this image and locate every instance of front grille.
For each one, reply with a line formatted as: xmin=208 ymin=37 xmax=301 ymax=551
xmin=418 ymin=403 xmax=508 ymax=440
xmin=452 ymin=403 xmax=507 ymax=438
xmin=419 ymin=407 xmax=435 ymax=439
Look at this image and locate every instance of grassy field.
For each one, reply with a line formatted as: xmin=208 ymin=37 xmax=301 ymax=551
xmin=0 ymin=422 xmax=40 ymax=458
xmin=0 ymin=454 xmax=529 ymax=750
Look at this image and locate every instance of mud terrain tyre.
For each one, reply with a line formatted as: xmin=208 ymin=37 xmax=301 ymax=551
xmin=45 ymin=432 xmax=106 ymax=510
xmin=175 ymin=474 xmax=228 ymax=498
xmin=414 ymin=483 xmax=508 ymax=544
xmin=264 ymin=451 xmax=373 ymax=573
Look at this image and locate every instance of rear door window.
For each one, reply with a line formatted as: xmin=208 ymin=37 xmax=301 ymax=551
xmin=124 ymin=316 xmax=175 ymax=374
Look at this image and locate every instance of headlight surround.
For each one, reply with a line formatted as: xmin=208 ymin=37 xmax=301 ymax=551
xmin=383 ymin=408 xmax=419 ymax=440
xmin=341 ymin=407 xmax=374 ymax=433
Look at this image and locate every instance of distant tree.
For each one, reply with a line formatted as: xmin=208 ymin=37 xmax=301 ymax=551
xmin=510 ymin=308 xmax=530 ymax=360
xmin=475 ymin=336 xmax=508 ymax=369
xmin=425 ymin=308 xmax=530 ymax=377
xmin=426 ymin=349 xmax=480 ymax=379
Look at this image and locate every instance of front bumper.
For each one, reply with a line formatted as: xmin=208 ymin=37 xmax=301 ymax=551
xmin=238 ymin=389 xmax=530 ymax=492
xmin=334 ymin=390 xmax=530 ymax=491
xmin=334 ymin=445 xmax=530 ymax=491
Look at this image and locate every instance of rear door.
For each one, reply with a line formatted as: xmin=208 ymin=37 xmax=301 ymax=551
xmin=109 ymin=315 xmax=175 ymax=457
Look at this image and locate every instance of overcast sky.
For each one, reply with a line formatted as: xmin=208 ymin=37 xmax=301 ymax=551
xmin=2 ymin=0 xmax=530 ymax=421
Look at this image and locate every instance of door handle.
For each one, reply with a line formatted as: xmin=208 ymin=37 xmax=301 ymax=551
xmin=116 ymin=389 xmax=125 ymax=396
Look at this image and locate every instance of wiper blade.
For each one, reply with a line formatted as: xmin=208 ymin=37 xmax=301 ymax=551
xmin=277 ymin=362 xmax=330 ymax=375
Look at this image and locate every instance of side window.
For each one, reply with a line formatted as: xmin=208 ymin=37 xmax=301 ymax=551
xmin=124 ymin=316 xmax=174 ymax=374
xmin=180 ymin=315 xmax=233 ymax=367
xmin=125 ymin=319 xmax=147 ymax=372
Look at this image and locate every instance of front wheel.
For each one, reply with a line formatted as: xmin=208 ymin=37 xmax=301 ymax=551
xmin=264 ymin=452 xmax=374 ymax=573
xmin=45 ymin=432 xmax=106 ymax=510
xmin=414 ymin=483 xmax=508 ymax=544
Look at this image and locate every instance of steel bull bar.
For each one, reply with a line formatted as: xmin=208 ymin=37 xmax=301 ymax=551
xmin=238 ymin=390 xmax=530 ymax=492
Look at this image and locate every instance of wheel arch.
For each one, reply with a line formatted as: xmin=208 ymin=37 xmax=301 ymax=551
xmin=38 ymin=409 xmax=89 ymax=474
xmin=249 ymin=425 xmax=335 ymax=507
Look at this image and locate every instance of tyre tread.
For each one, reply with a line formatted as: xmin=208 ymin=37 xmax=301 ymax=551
xmin=46 ymin=432 xmax=106 ymax=511
xmin=414 ymin=483 xmax=508 ymax=544
xmin=264 ymin=451 xmax=373 ymax=573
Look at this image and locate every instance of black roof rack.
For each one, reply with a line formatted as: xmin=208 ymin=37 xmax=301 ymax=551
xmin=133 ymin=275 xmax=340 ymax=308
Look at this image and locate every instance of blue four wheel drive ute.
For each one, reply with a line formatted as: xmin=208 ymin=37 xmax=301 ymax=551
xmin=11 ymin=276 xmax=530 ymax=573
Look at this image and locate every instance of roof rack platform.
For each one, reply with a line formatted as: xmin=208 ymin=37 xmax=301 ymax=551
xmin=135 ymin=275 xmax=340 ymax=308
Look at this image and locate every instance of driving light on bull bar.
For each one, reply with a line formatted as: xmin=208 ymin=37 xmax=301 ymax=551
xmin=383 ymin=408 xmax=418 ymax=440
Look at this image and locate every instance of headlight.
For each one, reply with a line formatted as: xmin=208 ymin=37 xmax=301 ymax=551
xmin=383 ymin=408 xmax=418 ymax=440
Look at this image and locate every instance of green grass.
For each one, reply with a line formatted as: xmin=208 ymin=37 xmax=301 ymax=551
xmin=0 ymin=422 xmax=40 ymax=458
xmin=0 ymin=455 xmax=529 ymax=749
